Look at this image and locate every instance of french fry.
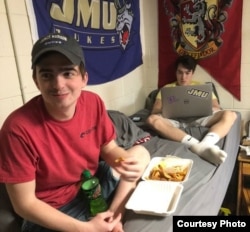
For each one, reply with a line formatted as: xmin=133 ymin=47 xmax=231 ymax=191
xmin=115 ymin=157 xmax=125 ymax=163
xmin=147 ymin=161 xmax=187 ymax=181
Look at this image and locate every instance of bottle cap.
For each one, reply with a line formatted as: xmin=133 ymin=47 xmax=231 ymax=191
xmin=83 ymin=170 xmax=91 ymax=179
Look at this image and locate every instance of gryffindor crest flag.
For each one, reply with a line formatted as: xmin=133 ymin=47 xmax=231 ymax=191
xmin=158 ymin=0 xmax=242 ymax=100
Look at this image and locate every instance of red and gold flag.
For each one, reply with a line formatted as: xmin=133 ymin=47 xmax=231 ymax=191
xmin=158 ymin=0 xmax=242 ymax=100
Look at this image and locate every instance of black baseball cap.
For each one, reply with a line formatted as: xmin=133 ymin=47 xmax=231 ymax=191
xmin=31 ymin=33 xmax=85 ymax=69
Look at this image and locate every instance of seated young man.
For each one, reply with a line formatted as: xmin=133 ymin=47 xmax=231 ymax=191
xmin=146 ymin=55 xmax=237 ymax=165
xmin=0 ymin=33 xmax=150 ymax=232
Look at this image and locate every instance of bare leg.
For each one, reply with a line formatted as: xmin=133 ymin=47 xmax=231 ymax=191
xmin=203 ymin=110 xmax=237 ymax=138
xmin=146 ymin=111 xmax=237 ymax=165
xmin=146 ymin=114 xmax=187 ymax=141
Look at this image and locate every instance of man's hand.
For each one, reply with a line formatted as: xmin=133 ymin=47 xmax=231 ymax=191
xmin=87 ymin=211 xmax=123 ymax=232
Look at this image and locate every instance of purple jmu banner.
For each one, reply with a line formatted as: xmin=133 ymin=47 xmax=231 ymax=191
xmin=26 ymin=0 xmax=142 ymax=85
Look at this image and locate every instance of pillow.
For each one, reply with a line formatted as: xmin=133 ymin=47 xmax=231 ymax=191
xmin=108 ymin=110 xmax=151 ymax=149
xmin=145 ymin=89 xmax=159 ymax=111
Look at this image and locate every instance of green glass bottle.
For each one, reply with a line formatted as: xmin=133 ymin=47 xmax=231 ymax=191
xmin=81 ymin=170 xmax=108 ymax=216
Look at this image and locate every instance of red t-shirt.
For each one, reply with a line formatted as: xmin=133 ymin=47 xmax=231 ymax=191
xmin=0 ymin=91 xmax=116 ymax=208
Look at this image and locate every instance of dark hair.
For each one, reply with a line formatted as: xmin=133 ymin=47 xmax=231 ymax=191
xmin=175 ymin=55 xmax=197 ymax=72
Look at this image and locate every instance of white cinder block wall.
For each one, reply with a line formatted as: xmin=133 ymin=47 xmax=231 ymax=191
xmin=1 ymin=0 xmax=250 ymax=135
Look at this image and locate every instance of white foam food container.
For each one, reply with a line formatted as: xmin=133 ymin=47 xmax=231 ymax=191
xmin=142 ymin=156 xmax=193 ymax=183
xmin=125 ymin=180 xmax=183 ymax=216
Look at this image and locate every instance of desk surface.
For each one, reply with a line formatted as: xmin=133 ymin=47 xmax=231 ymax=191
xmin=238 ymin=151 xmax=250 ymax=163
xmin=237 ymin=150 xmax=250 ymax=215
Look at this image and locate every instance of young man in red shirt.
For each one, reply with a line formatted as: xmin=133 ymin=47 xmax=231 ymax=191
xmin=0 ymin=33 xmax=150 ymax=232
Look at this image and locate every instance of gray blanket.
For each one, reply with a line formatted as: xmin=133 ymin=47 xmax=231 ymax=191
xmin=117 ymin=111 xmax=241 ymax=232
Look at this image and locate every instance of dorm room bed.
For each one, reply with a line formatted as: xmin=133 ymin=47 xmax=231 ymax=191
xmin=108 ymin=105 xmax=241 ymax=232
xmin=124 ymin=113 xmax=241 ymax=232
xmin=0 ymin=106 xmax=241 ymax=232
